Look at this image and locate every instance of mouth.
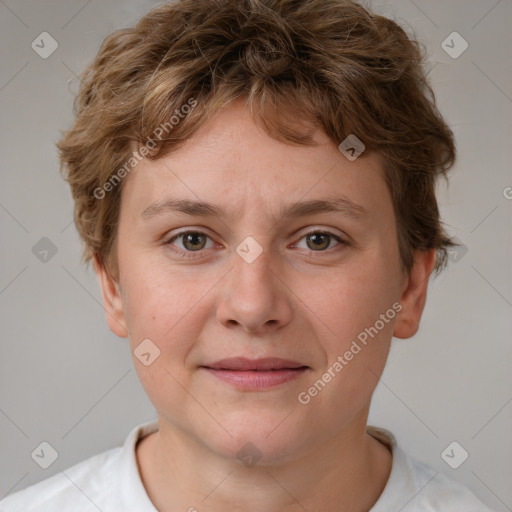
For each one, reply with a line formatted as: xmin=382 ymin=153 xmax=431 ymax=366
xmin=203 ymin=357 xmax=308 ymax=371
xmin=200 ymin=357 xmax=310 ymax=390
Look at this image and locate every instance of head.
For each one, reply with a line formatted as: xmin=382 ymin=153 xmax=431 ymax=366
xmin=57 ymin=0 xmax=456 ymax=462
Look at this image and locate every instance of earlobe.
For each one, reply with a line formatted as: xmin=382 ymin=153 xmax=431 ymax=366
xmin=393 ymin=249 xmax=437 ymax=340
xmin=93 ymin=255 xmax=129 ymax=338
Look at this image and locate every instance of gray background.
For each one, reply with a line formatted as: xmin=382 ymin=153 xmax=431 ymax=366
xmin=1 ymin=0 xmax=511 ymax=509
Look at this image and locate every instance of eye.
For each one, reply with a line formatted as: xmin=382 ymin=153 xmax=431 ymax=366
xmin=165 ymin=230 xmax=215 ymax=257
xmin=164 ymin=229 xmax=347 ymax=259
xmin=294 ymin=230 xmax=346 ymax=253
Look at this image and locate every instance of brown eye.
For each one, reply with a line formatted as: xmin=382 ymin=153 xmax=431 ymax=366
xmin=305 ymin=232 xmax=331 ymax=251
xmin=181 ymin=232 xmax=207 ymax=251
xmin=295 ymin=231 xmax=350 ymax=257
xmin=166 ymin=231 xmax=214 ymax=255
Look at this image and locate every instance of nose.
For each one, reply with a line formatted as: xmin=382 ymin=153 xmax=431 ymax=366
xmin=216 ymin=245 xmax=293 ymax=334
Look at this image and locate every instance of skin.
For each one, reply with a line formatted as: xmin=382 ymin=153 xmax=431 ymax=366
xmin=94 ymin=100 xmax=436 ymax=512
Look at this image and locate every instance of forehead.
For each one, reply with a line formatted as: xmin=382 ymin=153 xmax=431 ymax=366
xmin=121 ymin=103 xmax=392 ymax=225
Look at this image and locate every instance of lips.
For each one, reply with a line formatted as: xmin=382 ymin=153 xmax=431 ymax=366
xmin=201 ymin=358 xmax=309 ymax=390
xmin=203 ymin=357 xmax=308 ymax=371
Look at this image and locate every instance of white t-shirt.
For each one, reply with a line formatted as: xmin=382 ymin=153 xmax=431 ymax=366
xmin=0 ymin=421 xmax=493 ymax=511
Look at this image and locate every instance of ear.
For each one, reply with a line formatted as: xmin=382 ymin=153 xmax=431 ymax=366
xmin=93 ymin=255 xmax=128 ymax=338
xmin=393 ymin=249 xmax=437 ymax=339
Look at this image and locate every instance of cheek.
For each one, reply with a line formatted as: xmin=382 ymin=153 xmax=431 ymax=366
xmin=306 ymin=259 xmax=400 ymax=342
xmin=298 ymin=257 xmax=398 ymax=405
xmin=123 ymin=270 xmax=208 ymax=418
xmin=120 ymin=264 xmax=220 ymax=381
xmin=120 ymin=261 xmax=196 ymax=338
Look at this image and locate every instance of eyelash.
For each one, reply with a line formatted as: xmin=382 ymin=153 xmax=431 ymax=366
xmin=164 ymin=230 xmax=348 ymax=259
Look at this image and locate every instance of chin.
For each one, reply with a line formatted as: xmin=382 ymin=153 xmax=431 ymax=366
xmin=199 ymin=409 xmax=309 ymax=466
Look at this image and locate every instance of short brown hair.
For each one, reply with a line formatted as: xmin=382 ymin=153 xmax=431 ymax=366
xmin=56 ymin=0 xmax=456 ymax=281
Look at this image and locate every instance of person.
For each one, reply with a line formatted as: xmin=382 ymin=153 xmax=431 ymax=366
xmin=0 ymin=0 xmax=494 ymax=510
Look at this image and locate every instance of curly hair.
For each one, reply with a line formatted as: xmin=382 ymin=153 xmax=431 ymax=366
xmin=56 ymin=0 xmax=456 ymax=281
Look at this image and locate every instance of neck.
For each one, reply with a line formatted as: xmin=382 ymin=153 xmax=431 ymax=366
xmin=136 ymin=413 xmax=392 ymax=512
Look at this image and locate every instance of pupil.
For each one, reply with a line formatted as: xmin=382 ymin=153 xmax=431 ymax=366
xmin=309 ymin=233 xmax=328 ymax=250
xmin=185 ymin=232 xmax=204 ymax=250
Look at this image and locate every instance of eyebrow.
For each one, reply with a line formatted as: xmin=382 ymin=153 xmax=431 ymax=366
xmin=140 ymin=195 xmax=370 ymax=222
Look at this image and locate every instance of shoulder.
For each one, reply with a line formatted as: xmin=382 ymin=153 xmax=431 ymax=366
xmin=0 ymin=447 xmax=120 ymax=512
xmin=368 ymin=426 xmax=495 ymax=512
xmin=0 ymin=421 xmax=158 ymax=512
xmin=403 ymin=452 xmax=494 ymax=511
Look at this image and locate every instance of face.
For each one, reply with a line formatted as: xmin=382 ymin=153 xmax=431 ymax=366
xmin=96 ymin=101 xmax=434 ymax=463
